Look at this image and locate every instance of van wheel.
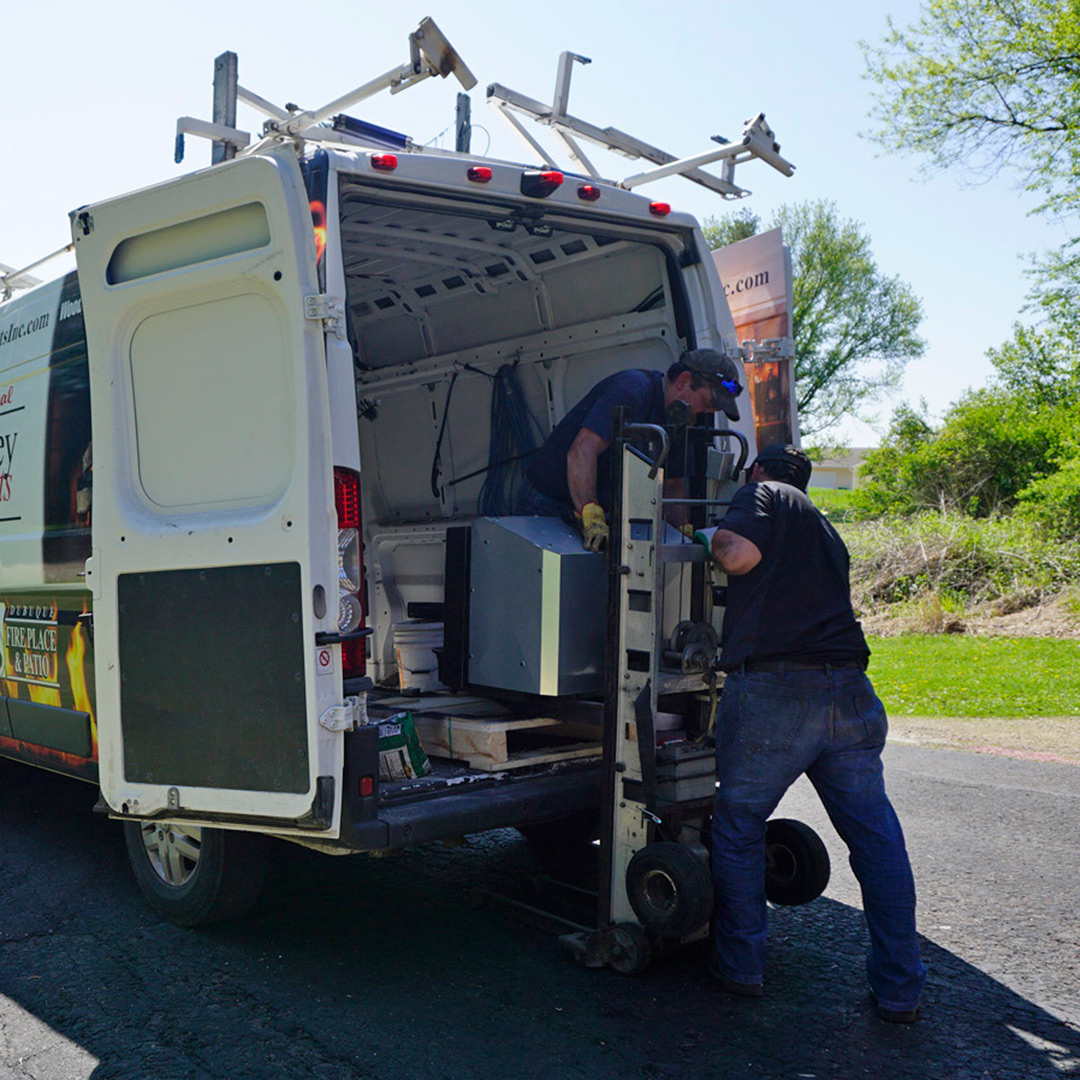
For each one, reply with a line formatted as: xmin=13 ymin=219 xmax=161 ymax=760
xmin=764 ymin=818 xmax=830 ymax=906
xmin=123 ymin=820 xmax=268 ymax=927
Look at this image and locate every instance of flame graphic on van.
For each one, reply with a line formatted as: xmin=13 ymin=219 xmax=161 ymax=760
xmin=310 ymin=200 xmax=327 ymax=264
xmin=66 ymin=609 xmax=97 ymax=757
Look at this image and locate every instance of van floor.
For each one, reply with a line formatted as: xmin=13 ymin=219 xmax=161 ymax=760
xmin=368 ymin=692 xmax=603 ymax=801
xmin=379 ymin=756 xmax=601 ymax=807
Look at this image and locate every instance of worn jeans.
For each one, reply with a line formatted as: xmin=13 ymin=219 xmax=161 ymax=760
xmin=711 ymin=667 xmax=926 ymax=1010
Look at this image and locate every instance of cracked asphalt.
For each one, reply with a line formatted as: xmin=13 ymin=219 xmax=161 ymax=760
xmin=0 ymin=740 xmax=1078 ymax=1080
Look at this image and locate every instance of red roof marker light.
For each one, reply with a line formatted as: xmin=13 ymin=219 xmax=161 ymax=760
xmin=467 ymin=166 xmax=493 ymax=183
xmin=370 ymin=153 xmax=398 ymax=172
xmin=649 ymin=201 xmax=672 ymax=217
xmin=577 ymin=184 xmax=602 ymax=202
xmin=521 ymin=169 xmax=564 ymax=198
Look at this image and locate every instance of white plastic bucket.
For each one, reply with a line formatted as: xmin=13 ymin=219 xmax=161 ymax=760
xmin=393 ymin=621 xmax=446 ymax=693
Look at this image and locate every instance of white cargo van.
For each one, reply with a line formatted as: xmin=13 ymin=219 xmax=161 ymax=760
xmin=0 ymin=30 xmax=817 ymax=954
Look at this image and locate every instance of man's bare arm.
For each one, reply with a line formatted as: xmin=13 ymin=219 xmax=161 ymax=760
xmin=663 ymin=477 xmax=689 ymax=529
xmin=567 ymin=427 xmax=610 ymax=512
xmin=711 ymin=529 xmax=762 ymax=575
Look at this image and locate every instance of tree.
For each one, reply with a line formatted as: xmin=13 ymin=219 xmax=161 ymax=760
xmin=703 ymin=200 xmax=925 ymax=435
xmin=862 ymin=0 xmax=1080 ymax=218
xmin=985 ymin=319 xmax=1080 ymax=408
xmin=861 ymin=0 xmax=1080 ymax=534
xmin=854 ymin=391 xmax=1073 ymax=517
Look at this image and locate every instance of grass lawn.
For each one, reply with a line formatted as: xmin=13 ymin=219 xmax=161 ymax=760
xmin=867 ymin=635 xmax=1080 ymax=717
xmin=807 ymin=487 xmax=857 ymax=518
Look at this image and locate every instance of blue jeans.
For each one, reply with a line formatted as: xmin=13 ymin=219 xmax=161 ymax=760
xmin=711 ymin=667 xmax=926 ymax=1010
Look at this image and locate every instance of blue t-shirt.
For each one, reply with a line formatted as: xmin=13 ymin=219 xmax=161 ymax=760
xmin=526 ymin=369 xmax=681 ymax=507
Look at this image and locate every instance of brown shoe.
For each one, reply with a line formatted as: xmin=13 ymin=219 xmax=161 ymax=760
xmin=870 ymin=991 xmax=921 ymax=1023
xmin=709 ymin=957 xmax=764 ymax=998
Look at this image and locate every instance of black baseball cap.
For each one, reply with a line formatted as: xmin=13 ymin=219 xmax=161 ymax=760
xmin=679 ymin=348 xmax=742 ymax=421
xmin=751 ymin=443 xmax=812 ymax=491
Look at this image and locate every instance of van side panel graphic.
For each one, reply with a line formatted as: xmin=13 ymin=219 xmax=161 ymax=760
xmin=0 ymin=272 xmax=96 ymax=781
xmin=44 ymin=272 xmax=92 ymax=580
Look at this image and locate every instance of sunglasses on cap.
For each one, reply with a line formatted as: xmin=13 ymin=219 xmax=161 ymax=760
xmin=704 ymin=375 xmax=742 ymax=399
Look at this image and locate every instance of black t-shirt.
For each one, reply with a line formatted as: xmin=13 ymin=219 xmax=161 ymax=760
xmin=526 ymin=369 xmax=686 ymax=507
xmin=717 ymin=480 xmax=869 ymax=669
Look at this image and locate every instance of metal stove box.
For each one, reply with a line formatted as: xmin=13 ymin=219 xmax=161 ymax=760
xmin=468 ymin=517 xmax=605 ymax=696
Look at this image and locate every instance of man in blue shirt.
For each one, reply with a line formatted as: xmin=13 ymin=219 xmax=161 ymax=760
xmin=521 ymin=349 xmax=743 ymax=550
xmin=708 ymin=443 xmax=925 ymax=1023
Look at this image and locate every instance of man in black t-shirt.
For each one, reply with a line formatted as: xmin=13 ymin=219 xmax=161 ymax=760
xmin=715 ymin=445 xmax=869 ymax=671
xmin=707 ymin=444 xmax=926 ymax=1023
xmin=519 ymin=349 xmax=743 ymax=550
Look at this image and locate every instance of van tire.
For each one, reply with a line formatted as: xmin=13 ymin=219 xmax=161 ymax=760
xmin=123 ymin=820 xmax=268 ymax=927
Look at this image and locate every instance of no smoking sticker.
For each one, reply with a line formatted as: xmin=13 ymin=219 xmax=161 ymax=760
xmin=316 ymin=646 xmax=334 ymax=675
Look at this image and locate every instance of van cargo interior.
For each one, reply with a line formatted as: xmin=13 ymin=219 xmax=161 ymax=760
xmin=338 ymin=181 xmax=700 ymax=685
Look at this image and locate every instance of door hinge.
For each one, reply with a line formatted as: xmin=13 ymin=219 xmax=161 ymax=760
xmin=304 ymin=294 xmax=347 ymax=341
xmin=318 ymin=694 xmax=368 ymax=732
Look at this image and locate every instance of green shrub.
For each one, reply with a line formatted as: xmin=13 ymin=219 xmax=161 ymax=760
xmin=852 ymin=392 xmax=1074 ymax=518
xmin=1016 ymin=451 xmax=1080 ymax=539
xmin=841 ymin=511 xmax=1080 ymax=615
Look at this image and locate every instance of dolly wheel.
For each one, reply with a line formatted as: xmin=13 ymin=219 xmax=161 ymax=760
xmin=764 ymin=818 xmax=831 ymax=906
xmin=626 ymin=842 xmax=714 ymax=938
xmin=608 ymin=922 xmax=652 ymax=975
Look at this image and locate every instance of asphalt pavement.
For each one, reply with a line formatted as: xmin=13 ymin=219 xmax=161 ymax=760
xmin=0 ymin=740 xmax=1077 ymax=1080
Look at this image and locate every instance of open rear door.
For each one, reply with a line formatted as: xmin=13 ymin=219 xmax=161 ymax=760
xmin=73 ymin=148 xmax=340 ymax=832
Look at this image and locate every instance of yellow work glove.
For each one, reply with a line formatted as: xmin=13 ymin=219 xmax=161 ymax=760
xmin=576 ymin=502 xmax=610 ymax=552
xmin=677 ymin=523 xmax=696 ymax=539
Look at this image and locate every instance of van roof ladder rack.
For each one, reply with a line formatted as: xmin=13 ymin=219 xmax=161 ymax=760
xmin=487 ymin=52 xmax=795 ymax=198
xmin=175 ymin=17 xmax=476 ymax=164
xmin=1 ymin=245 xmax=73 ymax=301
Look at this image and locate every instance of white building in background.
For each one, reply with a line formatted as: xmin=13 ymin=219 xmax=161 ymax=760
xmin=810 ymin=448 xmax=872 ymax=490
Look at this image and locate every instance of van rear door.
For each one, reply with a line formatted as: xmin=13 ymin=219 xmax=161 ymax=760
xmin=73 ymin=148 xmax=341 ymax=832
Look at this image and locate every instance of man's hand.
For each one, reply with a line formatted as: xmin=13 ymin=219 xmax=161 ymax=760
xmin=577 ymin=502 xmax=610 ymax=552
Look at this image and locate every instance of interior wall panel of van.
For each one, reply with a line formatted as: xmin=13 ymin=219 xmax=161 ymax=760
xmin=336 ymin=182 xmax=693 ymax=678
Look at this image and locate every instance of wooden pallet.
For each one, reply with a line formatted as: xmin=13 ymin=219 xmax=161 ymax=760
xmin=412 ymin=713 xmax=601 ymax=772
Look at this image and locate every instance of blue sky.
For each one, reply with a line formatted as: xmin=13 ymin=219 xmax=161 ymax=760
xmin=2 ymin=0 xmax=1066 ymax=444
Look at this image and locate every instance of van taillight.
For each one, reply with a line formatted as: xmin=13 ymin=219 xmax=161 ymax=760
xmin=342 ymin=637 xmax=367 ymax=681
xmin=335 ymin=468 xmax=361 ymax=528
xmin=334 ymin=467 xmax=365 ymax=677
